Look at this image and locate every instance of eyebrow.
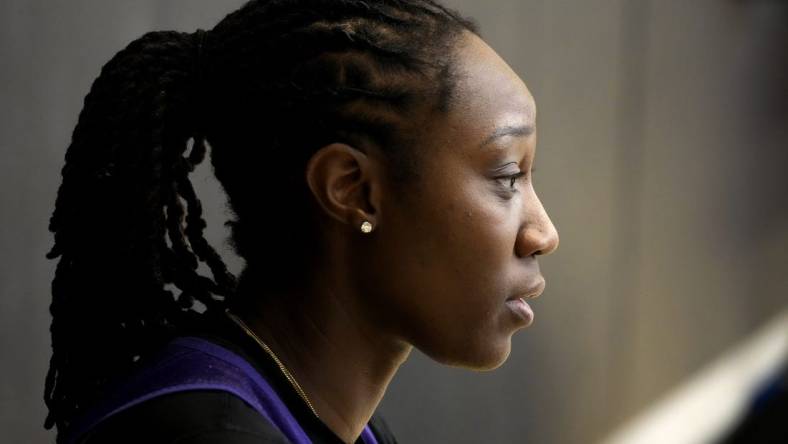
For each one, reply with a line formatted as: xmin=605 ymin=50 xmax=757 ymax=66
xmin=479 ymin=124 xmax=535 ymax=149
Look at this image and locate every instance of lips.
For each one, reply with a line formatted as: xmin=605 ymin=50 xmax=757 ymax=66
xmin=508 ymin=277 xmax=546 ymax=301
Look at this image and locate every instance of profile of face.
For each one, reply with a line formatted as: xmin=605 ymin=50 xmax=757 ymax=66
xmin=353 ymin=31 xmax=559 ymax=371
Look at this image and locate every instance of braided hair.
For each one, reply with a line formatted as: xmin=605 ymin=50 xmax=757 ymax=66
xmin=44 ymin=0 xmax=477 ymax=439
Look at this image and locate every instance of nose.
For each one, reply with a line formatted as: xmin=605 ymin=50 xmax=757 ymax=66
xmin=515 ymin=194 xmax=559 ymax=258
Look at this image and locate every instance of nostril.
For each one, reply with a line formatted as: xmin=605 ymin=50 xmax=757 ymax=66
xmin=516 ymin=227 xmax=550 ymax=258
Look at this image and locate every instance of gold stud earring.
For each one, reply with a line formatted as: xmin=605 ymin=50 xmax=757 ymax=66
xmin=360 ymin=221 xmax=373 ymax=233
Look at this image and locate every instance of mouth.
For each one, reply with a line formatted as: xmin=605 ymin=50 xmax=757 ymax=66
xmin=507 ymin=277 xmax=546 ymax=302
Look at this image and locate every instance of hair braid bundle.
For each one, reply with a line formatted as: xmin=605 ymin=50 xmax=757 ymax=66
xmin=44 ymin=1 xmax=477 ymax=440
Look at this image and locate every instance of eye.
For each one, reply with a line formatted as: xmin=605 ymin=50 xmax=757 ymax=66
xmin=498 ymin=171 xmax=527 ymax=191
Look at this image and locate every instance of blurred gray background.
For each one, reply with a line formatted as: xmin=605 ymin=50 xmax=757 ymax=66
xmin=2 ymin=0 xmax=787 ymax=442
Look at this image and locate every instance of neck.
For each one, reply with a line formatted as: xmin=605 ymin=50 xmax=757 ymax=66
xmin=237 ymin=278 xmax=412 ymax=443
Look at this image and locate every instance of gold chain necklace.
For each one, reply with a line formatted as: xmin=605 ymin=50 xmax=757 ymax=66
xmin=225 ymin=311 xmax=320 ymax=419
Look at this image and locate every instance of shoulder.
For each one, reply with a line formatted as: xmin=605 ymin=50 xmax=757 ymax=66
xmin=79 ymin=390 xmax=289 ymax=444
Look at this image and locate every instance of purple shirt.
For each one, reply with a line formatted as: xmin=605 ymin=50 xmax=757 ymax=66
xmin=66 ymin=336 xmax=379 ymax=444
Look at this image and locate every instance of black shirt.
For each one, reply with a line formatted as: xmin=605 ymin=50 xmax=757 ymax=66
xmin=77 ymin=313 xmax=398 ymax=444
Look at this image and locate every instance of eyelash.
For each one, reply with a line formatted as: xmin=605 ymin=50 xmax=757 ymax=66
xmin=498 ymin=170 xmax=531 ymax=191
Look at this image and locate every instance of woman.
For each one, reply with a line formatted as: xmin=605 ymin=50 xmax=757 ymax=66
xmin=44 ymin=0 xmax=559 ymax=442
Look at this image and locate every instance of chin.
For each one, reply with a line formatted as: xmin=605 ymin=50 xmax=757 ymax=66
xmin=423 ymin=334 xmax=513 ymax=371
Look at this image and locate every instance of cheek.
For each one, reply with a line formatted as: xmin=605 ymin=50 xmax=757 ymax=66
xmin=433 ymin=180 xmax=519 ymax=287
xmin=374 ymin=178 xmax=521 ymax=362
xmin=447 ymin=193 xmax=520 ymax=318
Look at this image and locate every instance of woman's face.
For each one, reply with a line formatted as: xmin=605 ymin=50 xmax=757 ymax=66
xmin=362 ymin=31 xmax=559 ymax=370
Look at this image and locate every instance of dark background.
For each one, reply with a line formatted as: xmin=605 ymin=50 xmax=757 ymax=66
xmin=2 ymin=0 xmax=787 ymax=442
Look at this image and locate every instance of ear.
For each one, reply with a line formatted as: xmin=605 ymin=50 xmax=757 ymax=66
xmin=305 ymin=143 xmax=382 ymax=232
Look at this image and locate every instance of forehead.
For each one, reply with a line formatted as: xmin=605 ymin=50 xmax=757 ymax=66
xmin=445 ymin=32 xmax=536 ymax=141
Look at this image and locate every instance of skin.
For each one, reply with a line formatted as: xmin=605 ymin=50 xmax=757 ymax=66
xmin=241 ymin=31 xmax=559 ymax=443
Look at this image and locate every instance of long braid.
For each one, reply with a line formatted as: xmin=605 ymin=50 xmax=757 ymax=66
xmin=45 ymin=0 xmax=477 ymax=439
xmin=44 ymin=30 xmax=228 ymax=435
